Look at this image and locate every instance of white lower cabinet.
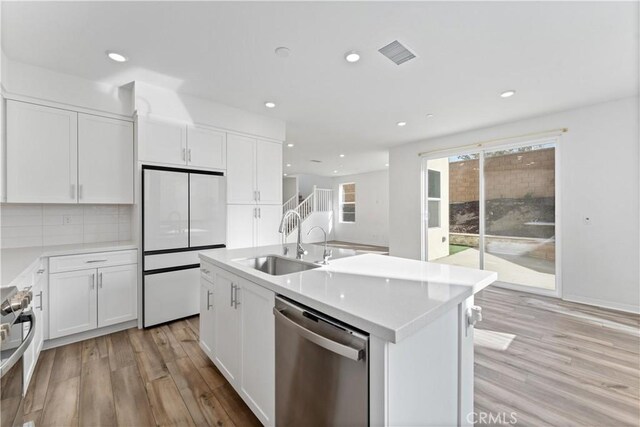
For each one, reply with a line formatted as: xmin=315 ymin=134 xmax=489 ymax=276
xmin=97 ymin=264 xmax=138 ymax=327
xmin=199 ymin=277 xmax=215 ymax=358
xmin=49 ymin=251 xmax=137 ymax=339
xmin=200 ymin=264 xmax=275 ymax=426
xmin=23 ymin=260 xmax=47 ymax=392
xmin=238 ymin=276 xmax=275 ymax=424
xmin=212 ymin=269 xmax=241 ymax=382
xmin=49 ymin=269 xmax=98 ymax=338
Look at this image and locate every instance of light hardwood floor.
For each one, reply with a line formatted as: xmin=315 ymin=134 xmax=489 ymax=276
xmin=474 ymin=287 xmax=640 ymax=427
xmin=23 ymin=317 xmax=260 ymax=427
xmin=24 ymin=288 xmax=639 ymax=426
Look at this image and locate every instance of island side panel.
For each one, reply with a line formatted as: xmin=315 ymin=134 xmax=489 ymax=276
xmin=459 ymin=296 xmax=475 ymax=426
xmin=386 ymin=304 xmax=460 ymax=426
xmin=369 ymin=335 xmax=389 ymax=426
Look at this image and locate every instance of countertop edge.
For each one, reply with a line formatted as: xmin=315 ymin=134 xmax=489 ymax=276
xmin=199 ymin=251 xmax=497 ymax=343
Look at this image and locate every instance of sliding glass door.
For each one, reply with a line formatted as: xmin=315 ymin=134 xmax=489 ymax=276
xmin=423 ymin=140 xmax=558 ymax=294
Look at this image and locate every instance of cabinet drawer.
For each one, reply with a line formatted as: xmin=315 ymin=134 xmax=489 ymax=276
xmin=50 ymin=250 xmax=137 ymax=273
xmin=200 ymin=261 xmax=215 ymax=283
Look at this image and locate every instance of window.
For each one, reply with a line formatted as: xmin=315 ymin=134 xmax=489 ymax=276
xmin=339 ymin=182 xmax=356 ymax=223
xmin=427 ymin=170 xmax=441 ymax=228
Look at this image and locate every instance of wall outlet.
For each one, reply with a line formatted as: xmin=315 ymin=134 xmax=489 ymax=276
xmin=63 ymin=215 xmax=72 ymax=224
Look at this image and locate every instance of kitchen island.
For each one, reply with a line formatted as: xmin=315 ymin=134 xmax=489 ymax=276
xmin=199 ymin=243 xmax=497 ymax=426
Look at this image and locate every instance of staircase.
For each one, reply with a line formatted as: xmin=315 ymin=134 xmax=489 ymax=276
xmin=282 ymin=187 xmax=333 ymax=236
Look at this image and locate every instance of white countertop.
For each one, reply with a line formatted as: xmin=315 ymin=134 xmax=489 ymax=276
xmin=1 ymin=241 xmax=138 ymax=288
xmin=199 ymin=243 xmax=497 ymax=343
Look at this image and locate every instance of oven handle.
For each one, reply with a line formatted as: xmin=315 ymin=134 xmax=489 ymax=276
xmin=0 ymin=310 xmax=36 ymax=379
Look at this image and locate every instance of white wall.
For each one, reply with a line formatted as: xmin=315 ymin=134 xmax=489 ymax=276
xmin=389 ymin=96 xmax=640 ymax=313
xmin=297 ymin=174 xmax=334 ymax=198
xmin=285 ymin=211 xmax=335 ymax=244
xmin=283 ymin=177 xmax=298 ymax=202
xmin=333 ymin=170 xmax=389 ymax=247
xmin=134 ymin=82 xmax=285 ymax=141
xmin=2 ymin=55 xmax=133 ymax=117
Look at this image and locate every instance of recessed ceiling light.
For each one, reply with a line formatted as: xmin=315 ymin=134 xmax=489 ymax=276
xmin=286 ymin=163 xmax=291 ymax=167
xmin=107 ymin=51 xmax=128 ymax=63
xmin=287 ymin=143 xmax=294 ymax=147
xmin=283 ymin=173 xmax=288 ymax=176
xmin=275 ymin=47 xmax=291 ymax=58
xmin=426 ymin=114 xmax=434 ymax=118
xmin=265 ymin=102 xmax=276 ymax=108
xmin=339 ymin=154 xmax=345 ymax=158
xmin=333 ymin=170 xmax=338 ymax=174
xmin=385 ymin=163 xmax=389 ymax=167
xmin=345 ymin=51 xmax=361 ymax=63
xmin=500 ymin=90 xmax=516 ymax=98
xmin=397 ymin=121 xmax=407 ymax=127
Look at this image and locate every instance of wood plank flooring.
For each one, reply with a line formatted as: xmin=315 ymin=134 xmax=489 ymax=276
xmin=23 ymin=317 xmax=260 ymax=427
xmin=474 ymin=287 xmax=640 ymax=427
xmin=24 ymin=288 xmax=639 ymax=426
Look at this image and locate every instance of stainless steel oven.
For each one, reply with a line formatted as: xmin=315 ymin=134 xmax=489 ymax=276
xmin=1 ymin=286 xmax=35 ymax=427
xmin=274 ymin=296 xmax=369 ymax=426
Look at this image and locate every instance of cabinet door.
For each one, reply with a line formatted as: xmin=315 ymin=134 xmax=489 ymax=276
xmin=190 ymin=173 xmax=226 ymax=247
xmin=256 ymin=205 xmax=283 ymax=247
xmin=97 ymin=264 xmax=137 ymax=328
xmin=239 ymin=278 xmax=275 ymax=425
xmin=49 ymin=269 xmax=97 ymax=339
xmin=199 ymin=279 xmax=215 ymax=358
xmin=213 ymin=270 xmax=241 ymax=383
xmin=138 ymin=117 xmax=186 ymax=165
xmin=6 ymin=100 xmax=78 ymax=203
xmin=143 ymin=169 xmax=189 ymax=251
xmin=255 ymin=140 xmax=282 ymax=205
xmin=226 ymin=205 xmax=256 ymax=249
xmin=226 ymin=134 xmax=256 ymax=204
xmin=78 ymin=114 xmax=134 ymax=204
xmin=187 ymin=126 xmax=226 ymax=170
xmin=24 ymin=273 xmax=45 ymax=392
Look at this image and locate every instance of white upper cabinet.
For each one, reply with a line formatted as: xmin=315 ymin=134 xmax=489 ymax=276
xmin=6 ymin=100 xmax=78 ymax=203
xmin=137 ymin=117 xmax=186 ymax=165
xmin=226 ymin=134 xmax=257 ymax=204
xmin=227 ymin=134 xmax=282 ymax=205
xmin=255 ymin=140 xmax=283 ymax=205
xmin=78 ymin=114 xmax=134 ymax=204
xmin=5 ymin=100 xmax=134 ymax=204
xmin=138 ymin=118 xmax=228 ymax=171
xmin=187 ymin=126 xmax=226 ymax=170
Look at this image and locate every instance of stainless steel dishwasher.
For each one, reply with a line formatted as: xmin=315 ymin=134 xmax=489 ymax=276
xmin=274 ymin=296 xmax=369 ymax=426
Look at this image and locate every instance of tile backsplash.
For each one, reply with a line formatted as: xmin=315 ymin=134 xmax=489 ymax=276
xmin=1 ymin=204 xmax=134 ymax=249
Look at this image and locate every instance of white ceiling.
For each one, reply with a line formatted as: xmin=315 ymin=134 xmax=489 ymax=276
xmin=2 ymin=2 xmax=638 ymax=176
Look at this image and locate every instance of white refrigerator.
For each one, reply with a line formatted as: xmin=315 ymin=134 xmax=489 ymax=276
xmin=142 ymin=166 xmax=226 ymax=327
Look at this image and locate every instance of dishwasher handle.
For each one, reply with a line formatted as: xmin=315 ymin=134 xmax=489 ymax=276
xmin=273 ymin=307 xmax=364 ymax=361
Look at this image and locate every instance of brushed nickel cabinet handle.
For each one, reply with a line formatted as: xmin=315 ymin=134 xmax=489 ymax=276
xmin=207 ymin=290 xmax=213 ymax=310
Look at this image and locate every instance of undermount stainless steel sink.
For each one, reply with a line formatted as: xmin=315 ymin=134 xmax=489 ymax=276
xmin=235 ymin=255 xmax=320 ymax=276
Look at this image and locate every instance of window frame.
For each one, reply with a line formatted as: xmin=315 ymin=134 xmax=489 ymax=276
xmin=427 ymin=169 xmax=441 ymax=229
xmin=339 ymin=182 xmax=356 ymax=224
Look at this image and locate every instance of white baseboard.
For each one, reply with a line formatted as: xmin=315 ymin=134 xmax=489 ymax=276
xmin=562 ymin=294 xmax=640 ymax=314
xmin=43 ymin=320 xmax=139 ymax=350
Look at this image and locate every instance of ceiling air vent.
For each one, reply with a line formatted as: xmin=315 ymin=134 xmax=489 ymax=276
xmin=378 ymin=40 xmax=416 ymax=65
xmin=310 ymin=159 xmax=322 ymax=163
